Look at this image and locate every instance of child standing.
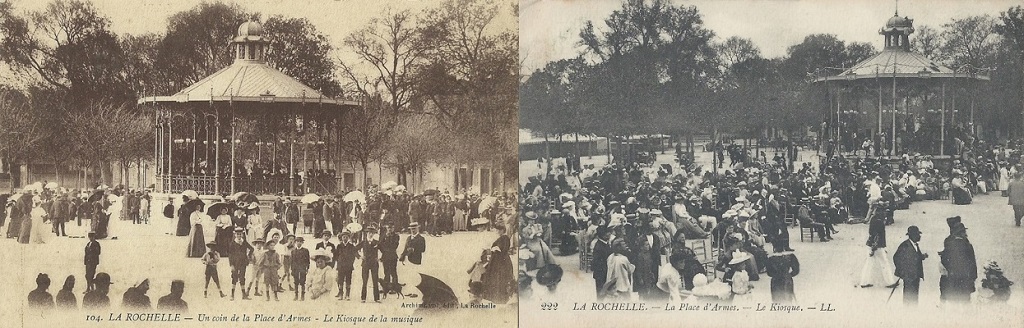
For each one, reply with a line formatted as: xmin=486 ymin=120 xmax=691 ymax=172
xmin=260 ymin=239 xmax=282 ymax=301
xmin=279 ymin=234 xmax=295 ymax=292
xmin=291 ymin=237 xmax=310 ymax=300
xmin=334 ymin=232 xmax=359 ymax=300
xmin=246 ymin=238 xmax=266 ymax=297
xmin=467 ymin=249 xmax=490 ymax=303
xmin=201 ymin=242 xmax=226 ymax=298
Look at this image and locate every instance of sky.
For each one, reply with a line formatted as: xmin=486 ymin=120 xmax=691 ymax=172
xmin=520 ymin=0 xmax=1020 ymax=73
xmin=3 ymin=0 xmax=517 ymax=87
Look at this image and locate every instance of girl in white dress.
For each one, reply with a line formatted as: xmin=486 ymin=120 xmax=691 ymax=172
xmin=29 ymin=196 xmax=48 ymax=244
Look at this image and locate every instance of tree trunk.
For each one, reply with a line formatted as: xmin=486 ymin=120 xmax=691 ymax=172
xmin=361 ymin=162 xmax=369 ymax=190
xmin=543 ymin=133 xmax=551 ymax=176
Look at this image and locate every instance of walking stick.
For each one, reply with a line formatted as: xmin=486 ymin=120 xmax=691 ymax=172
xmin=885 ymin=277 xmax=902 ymax=303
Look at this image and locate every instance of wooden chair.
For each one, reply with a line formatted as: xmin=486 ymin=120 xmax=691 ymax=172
xmin=799 ymin=220 xmax=822 ymax=242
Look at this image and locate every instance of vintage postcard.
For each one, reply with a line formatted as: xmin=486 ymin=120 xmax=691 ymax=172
xmin=0 ymin=0 xmax=518 ymax=327
xmin=518 ymin=0 xmax=1023 ymax=327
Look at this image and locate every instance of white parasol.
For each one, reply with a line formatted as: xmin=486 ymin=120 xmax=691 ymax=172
xmin=44 ymin=182 xmax=58 ymax=189
xmin=345 ymin=222 xmax=363 ymax=234
xmin=478 ymin=196 xmax=498 ymax=213
xmin=343 ymin=190 xmax=366 ymax=203
xmin=300 ymin=193 xmax=321 ymax=204
xmin=381 ymin=181 xmax=398 ymax=191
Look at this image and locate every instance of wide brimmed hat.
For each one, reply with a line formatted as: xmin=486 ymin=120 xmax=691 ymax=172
xmin=409 ymin=222 xmax=420 ymax=229
xmin=535 ymin=264 xmax=563 ymax=286
xmin=906 ymin=226 xmax=922 ymax=236
xmin=312 ymin=249 xmax=331 ymax=261
xmin=728 ymin=250 xmax=751 ymax=265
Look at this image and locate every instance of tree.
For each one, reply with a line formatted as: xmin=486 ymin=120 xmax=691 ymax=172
xmin=152 ymin=2 xmax=248 ymax=94
xmin=417 ymin=0 xmax=518 ymax=184
xmin=941 ymin=15 xmax=999 ymax=69
xmin=913 ymin=25 xmax=943 ymax=59
xmin=0 ymin=87 xmax=47 ymax=190
xmin=63 ymin=101 xmax=152 ymax=186
xmin=341 ymin=8 xmax=427 ymax=112
xmin=0 ymin=0 xmax=132 ymax=105
xmin=388 ymin=113 xmax=449 ymax=188
xmin=995 ymin=6 xmax=1024 ymax=137
xmin=715 ymin=36 xmax=760 ymax=73
xmin=337 ymin=94 xmax=396 ymax=189
xmin=264 ymin=15 xmax=342 ymax=98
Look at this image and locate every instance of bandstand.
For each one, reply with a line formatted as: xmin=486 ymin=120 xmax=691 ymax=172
xmin=140 ymin=21 xmax=361 ymax=196
xmin=812 ymin=11 xmax=990 ymax=157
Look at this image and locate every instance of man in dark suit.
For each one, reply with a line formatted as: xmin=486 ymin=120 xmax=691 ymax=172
xmin=314 ymin=231 xmax=336 ymax=268
xmin=84 ymin=232 xmax=101 ymax=292
xmin=360 ymin=226 xmax=381 ymax=302
xmin=334 ymin=232 xmax=359 ymax=300
xmin=591 ymin=226 xmax=612 ymax=299
xmin=1007 ymin=173 xmax=1024 ymax=227
xmin=400 ymin=223 xmax=426 ymax=265
xmin=379 ymin=223 xmax=401 ymax=287
xmin=941 ymin=222 xmax=977 ymax=304
xmin=893 ymin=226 xmax=927 ymax=305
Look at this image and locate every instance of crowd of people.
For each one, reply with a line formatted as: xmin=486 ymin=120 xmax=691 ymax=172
xmin=519 ymin=136 xmax=1017 ymax=305
xmin=11 ymin=179 xmax=518 ymax=313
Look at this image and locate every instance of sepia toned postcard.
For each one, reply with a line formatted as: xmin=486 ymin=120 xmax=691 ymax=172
xmin=518 ymin=0 xmax=1024 ymax=327
xmin=0 ymin=0 xmax=518 ymax=327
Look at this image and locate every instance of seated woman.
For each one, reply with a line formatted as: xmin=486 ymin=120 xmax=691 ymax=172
xmin=951 ymin=173 xmax=973 ymax=205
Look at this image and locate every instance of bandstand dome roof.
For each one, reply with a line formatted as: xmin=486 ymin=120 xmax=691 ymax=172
xmin=139 ymin=21 xmax=358 ymax=107
xmin=814 ymin=12 xmax=989 ymax=83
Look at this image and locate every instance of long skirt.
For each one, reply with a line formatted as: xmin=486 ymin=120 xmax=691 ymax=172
xmin=17 ymin=217 xmax=31 ymax=244
xmin=215 ymin=227 xmax=233 ymax=255
xmin=453 ymin=209 xmax=467 ymax=231
xmin=770 ymin=277 xmax=796 ymax=303
xmin=858 ymin=248 xmax=897 ymax=287
xmin=313 ymin=218 xmax=327 ymax=237
xmin=186 ymin=224 xmax=206 ymax=258
xmin=952 ymin=188 xmax=972 ymax=205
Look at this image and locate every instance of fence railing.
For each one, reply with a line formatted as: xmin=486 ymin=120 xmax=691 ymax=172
xmin=161 ymin=175 xmax=341 ymax=196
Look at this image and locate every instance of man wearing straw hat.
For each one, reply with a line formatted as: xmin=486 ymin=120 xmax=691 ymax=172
xmin=400 ymin=222 xmax=426 ymax=265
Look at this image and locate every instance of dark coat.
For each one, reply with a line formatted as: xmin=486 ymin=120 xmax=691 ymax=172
xmin=361 ymin=240 xmax=380 ymax=265
xmin=82 ymin=291 xmax=109 ymax=310
xmin=591 ymin=239 xmax=612 ymax=281
xmin=55 ymin=289 xmax=77 ymax=309
xmin=27 ymin=289 xmax=54 ymax=309
xmin=766 ymin=252 xmax=800 ymax=303
xmin=291 ymin=248 xmax=310 ymax=272
xmin=893 ymin=239 xmax=925 ymax=280
xmin=228 ymin=240 xmax=254 ymax=267
xmin=334 ymin=242 xmax=359 ymax=271
xmin=941 ymin=235 xmax=977 ymax=281
xmin=85 ymin=240 xmax=101 ymax=266
xmin=1008 ymin=180 xmax=1024 ymax=206
xmin=379 ymin=233 xmax=400 ymax=262
xmin=121 ymin=288 xmax=151 ymax=310
xmin=400 ymin=234 xmax=426 ymax=264
xmin=156 ymin=295 xmax=188 ymax=313
xmin=867 ymin=217 xmax=886 ymax=248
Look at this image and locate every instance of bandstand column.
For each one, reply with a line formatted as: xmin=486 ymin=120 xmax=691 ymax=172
xmin=941 ymin=82 xmax=946 ymax=156
xmin=154 ymin=108 xmax=161 ymax=191
xmin=167 ymin=114 xmax=174 ymax=191
xmin=215 ymin=107 xmax=221 ymax=194
xmin=289 ymin=126 xmax=295 ymax=195
xmin=892 ymin=71 xmax=897 ymax=153
xmin=230 ymin=107 xmax=237 ymax=194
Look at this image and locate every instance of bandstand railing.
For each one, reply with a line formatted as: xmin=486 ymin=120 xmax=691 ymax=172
xmin=161 ymin=174 xmax=342 ymax=196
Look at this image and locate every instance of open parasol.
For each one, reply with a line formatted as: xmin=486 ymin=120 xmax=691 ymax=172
xmin=380 ymin=181 xmax=398 ymax=191
xmin=206 ymin=202 xmax=236 ymax=217
xmin=44 ymin=181 xmax=58 ymax=189
xmin=343 ymin=190 xmax=366 ymax=203
xmin=344 ymin=222 xmax=363 ymax=234
xmin=88 ymin=190 xmax=105 ymax=203
xmin=300 ymin=193 xmax=321 ymax=204
xmin=478 ymin=196 xmax=498 ymax=213
xmin=415 ymin=273 xmax=458 ymax=312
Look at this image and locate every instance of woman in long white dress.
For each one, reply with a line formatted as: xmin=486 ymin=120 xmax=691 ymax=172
xmin=247 ymin=209 xmax=263 ymax=243
xmin=106 ymin=194 xmax=123 ymax=239
xmin=29 ymin=196 xmax=49 ymax=244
